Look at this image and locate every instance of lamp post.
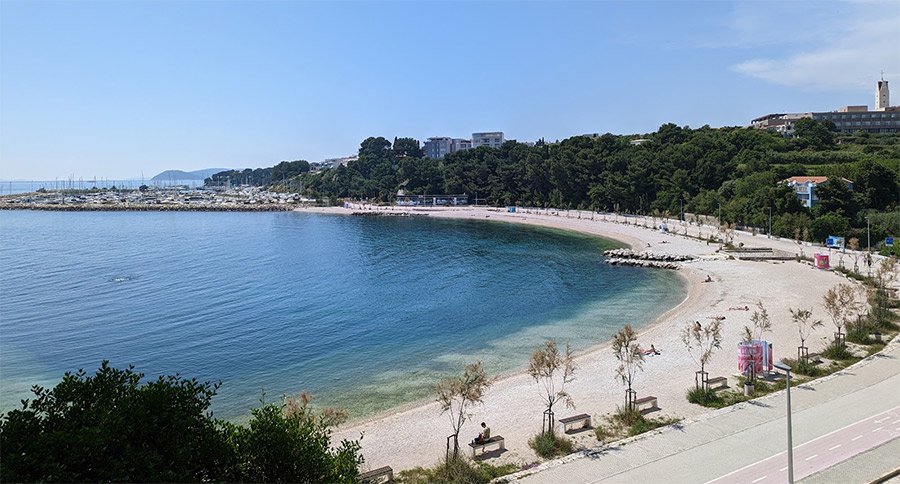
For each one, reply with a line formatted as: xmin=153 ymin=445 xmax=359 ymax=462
xmin=774 ymin=362 xmax=794 ymax=484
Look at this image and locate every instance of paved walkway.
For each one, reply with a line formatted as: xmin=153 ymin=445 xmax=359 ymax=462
xmin=513 ymin=337 xmax=900 ymax=483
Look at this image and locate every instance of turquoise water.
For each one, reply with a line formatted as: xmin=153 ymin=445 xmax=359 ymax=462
xmin=0 ymin=211 xmax=685 ymax=420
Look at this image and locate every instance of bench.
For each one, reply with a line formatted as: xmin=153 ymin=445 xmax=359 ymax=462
xmin=468 ymin=435 xmax=505 ymax=458
xmin=559 ymin=413 xmax=592 ymax=433
xmin=708 ymin=376 xmax=728 ymax=391
xmin=633 ymin=396 xmax=658 ymax=413
xmin=359 ymin=466 xmax=393 ymax=483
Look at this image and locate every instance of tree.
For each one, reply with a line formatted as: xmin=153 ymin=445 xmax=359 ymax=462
xmin=436 ymin=362 xmax=492 ymax=461
xmin=612 ymin=325 xmax=644 ymax=411
xmin=681 ymin=319 xmax=723 ymax=390
xmin=230 ymin=394 xmax=361 ymax=483
xmin=0 ymin=363 xmax=363 ymax=483
xmin=823 ymin=283 xmax=856 ymax=347
xmin=527 ymin=340 xmax=576 ymax=435
xmin=790 ymin=307 xmax=823 ymax=365
xmin=870 ymin=257 xmax=899 ymax=329
xmin=809 ymin=213 xmax=851 ymax=243
xmin=848 ymin=237 xmax=861 ymax=273
xmin=0 ymin=361 xmax=233 ymax=482
xmin=793 ymin=118 xmax=834 ymax=150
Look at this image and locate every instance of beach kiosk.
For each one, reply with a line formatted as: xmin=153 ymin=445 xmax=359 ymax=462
xmin=738 ymin=340 xmax=773 ymax=376
xmin=814 ymin=253 xmax=830 ymax=269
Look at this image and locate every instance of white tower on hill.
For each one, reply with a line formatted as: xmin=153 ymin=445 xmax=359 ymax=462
xmin=876 ymin=72 xmax=889 ymax=111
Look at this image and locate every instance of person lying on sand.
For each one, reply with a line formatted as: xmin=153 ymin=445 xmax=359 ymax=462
xmin=703 ymin=275 xmax=713 ymax=283
xmin=642 ymin=344 xmax=661 ymax=356
xmin=728 ymin=306 xmax=750 ymax=311
xmin=707 ymin=315 xmax=726 ymax=321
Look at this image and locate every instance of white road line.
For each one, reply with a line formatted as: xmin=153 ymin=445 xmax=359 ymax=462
xmin=872 ymin=426 xmax=884 ymax=432
xmin=852 ymin=435 xmax=864 ymax=441
xmin=779 ymin=467 xmax=787 ymax=472
xmin=892 ymin=419 xmax=900 ymax=425
xmin=874 ymin=417 xmax=890 ymax=423
xmin=805 ymin=454 xmax=819 ymax=461
xmin=751 ymin=476 xmax=767 ymax=483
xmin=828 ymin=444 xmax=841 ymax=451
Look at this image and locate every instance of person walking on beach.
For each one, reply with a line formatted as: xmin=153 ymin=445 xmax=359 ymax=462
xmin=473 ymin=422 xmax=490 ymax=445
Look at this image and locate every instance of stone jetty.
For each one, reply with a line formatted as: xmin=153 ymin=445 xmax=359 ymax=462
xmin=602 ymin=249 xmax=692 ymax=269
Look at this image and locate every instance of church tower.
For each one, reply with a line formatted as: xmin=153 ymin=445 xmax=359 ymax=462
xmin=876 ymin=73 xmax=889 ymax=111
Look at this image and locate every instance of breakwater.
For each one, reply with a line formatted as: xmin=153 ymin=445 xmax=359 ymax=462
xmin=603 ymin=248 xmax=693 ymax=270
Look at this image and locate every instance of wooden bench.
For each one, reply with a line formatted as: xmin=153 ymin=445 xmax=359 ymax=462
xmin=359 ymin=465 xmax=393 ymax=483
xmin=634 ymin=396 xmax=658 ymax=413
xmin=468 ymin=435 xmax=505 ymax=458
xmin=708 ymin=376 xmax=728 ymax=391
xmin=559 ymin=413 xmax=592 ymax=433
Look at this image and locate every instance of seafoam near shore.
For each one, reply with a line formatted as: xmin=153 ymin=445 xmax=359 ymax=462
xmin=300 ymin=205 xmax=882 ymax=472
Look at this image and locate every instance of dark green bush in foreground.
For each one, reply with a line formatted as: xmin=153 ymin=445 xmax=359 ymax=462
xmin=0 ymin=361 xmax=361 ymax=483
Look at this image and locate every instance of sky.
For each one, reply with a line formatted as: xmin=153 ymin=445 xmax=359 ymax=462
xmin=1 ymin=0 xmax=898 ymax=180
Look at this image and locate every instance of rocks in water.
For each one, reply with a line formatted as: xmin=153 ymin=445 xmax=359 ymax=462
xmin=602 ymin=249 xmax=692 ymax=270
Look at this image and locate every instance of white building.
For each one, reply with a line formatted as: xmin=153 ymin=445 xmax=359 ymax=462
xmin=876 ymin=77 xmax=890 ymax=111
xmin=784 ymin=176 xmax=854 ymax=208
xmin=472 ymin=131 xmax=505 ymax=149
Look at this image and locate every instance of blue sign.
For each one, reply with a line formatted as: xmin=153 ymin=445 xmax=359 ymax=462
xmin=887 ymin=237 xmax=894 ymax=247
xmin=825 ymin=236 xmax=845 ymax=249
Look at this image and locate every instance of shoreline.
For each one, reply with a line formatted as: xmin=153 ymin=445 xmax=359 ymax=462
xmin=318 ymin=207 xmax=702 ymax=428
xmin=317 ymin=205 xmax=864 ymax=472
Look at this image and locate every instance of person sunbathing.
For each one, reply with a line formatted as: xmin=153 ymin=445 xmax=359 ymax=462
xmin=642 ymin=344 xmax=661 ymax=356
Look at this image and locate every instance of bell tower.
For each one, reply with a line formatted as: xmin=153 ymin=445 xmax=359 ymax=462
xmin=876 ymin=71 xmax=889 ymax=111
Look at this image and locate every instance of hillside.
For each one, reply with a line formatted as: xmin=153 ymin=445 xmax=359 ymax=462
xmin=151 ymin=168 xmax=230 ymax=181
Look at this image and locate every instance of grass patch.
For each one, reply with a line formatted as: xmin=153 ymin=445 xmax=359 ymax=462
xmin=528 ymin=432 xmax=575 ymax=459
xmin=686 ymin=386 xmax=722 ymax=406
xmin=822 ymin=343 xmax=854 ymax=360
xmin=396 ymin=458 xmax=520 ymax=484
xmin=781 ymin=357 xmax=824 ymax=377
xmin=592 ymin=406 xmax=681 ymax=443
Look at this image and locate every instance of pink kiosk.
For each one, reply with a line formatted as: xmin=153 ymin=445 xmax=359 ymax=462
xmin=814 ymin=253 xmax=830 ymax=270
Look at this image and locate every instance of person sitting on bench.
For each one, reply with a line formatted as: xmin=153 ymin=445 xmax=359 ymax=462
xmin=472 ymin=422 xmax=490 ymax=445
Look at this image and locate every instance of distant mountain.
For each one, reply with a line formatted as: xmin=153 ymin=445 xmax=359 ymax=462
xmin=151 ymin=168 xmax=230 ymax=181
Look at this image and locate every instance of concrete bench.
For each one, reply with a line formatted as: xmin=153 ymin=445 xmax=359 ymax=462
xmin=559 ymin=413 xmax=592 ymax=433
xmin=634 ymin=396 xmax=658 ymax=413
xmin=708 ymin=376 xmax=728 ymax=391
xmin=359 ymin=465 xmax=393 ymax=483
xmin=468 ymin=435 xmax=505 ymax=458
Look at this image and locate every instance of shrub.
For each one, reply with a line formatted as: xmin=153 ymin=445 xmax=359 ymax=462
xmin=822 ymin=343 xmax=854 ymax=360
xmin=628 ymin=415 xmax=680 ymax=437
xmin=528 ymin=432 xmax=574 ymax=459
xmin=594 ymin=424 xmax=613 ymax=442
xmin=686 ymin=387 xmax=722 ymax=406
xmin=396 ymin=458 xmax=519 ymax=484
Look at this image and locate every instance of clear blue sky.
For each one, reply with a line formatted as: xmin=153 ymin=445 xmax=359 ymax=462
xmin=1 ymin=1 xmax=897 ymax=180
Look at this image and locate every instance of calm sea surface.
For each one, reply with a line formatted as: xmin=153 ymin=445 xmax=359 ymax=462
xmin=0 ymin=211 xmax=685 ymax=420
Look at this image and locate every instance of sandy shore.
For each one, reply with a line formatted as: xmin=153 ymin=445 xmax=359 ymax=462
xmin=297 ymin=205 xmax=887 ymax=472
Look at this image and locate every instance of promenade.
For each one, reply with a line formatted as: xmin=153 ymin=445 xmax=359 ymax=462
xmin=513 ymin=336 xmax=900 ymax=483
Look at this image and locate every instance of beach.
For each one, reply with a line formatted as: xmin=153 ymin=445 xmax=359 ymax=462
xmin=304 ymin=205 xmax=890 ymax=473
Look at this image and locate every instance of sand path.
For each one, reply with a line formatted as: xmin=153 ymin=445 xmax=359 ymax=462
xmin=297 ymin=205 xmax=887 ymax=472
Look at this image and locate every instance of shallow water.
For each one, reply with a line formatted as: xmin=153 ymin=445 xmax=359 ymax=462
xmin=0 ymin=211 xmax=685 ymax=420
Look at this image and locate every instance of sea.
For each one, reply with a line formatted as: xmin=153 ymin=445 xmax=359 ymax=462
xmin=0 ymin=210 xmax=685 ymax=421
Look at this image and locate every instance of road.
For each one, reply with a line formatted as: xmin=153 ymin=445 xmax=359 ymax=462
xmin=514 ymin=338 xmax=900 ymax=483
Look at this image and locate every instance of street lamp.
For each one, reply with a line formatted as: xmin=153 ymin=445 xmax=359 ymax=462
xmin=773 ymin=362 xmax=794 ymax=484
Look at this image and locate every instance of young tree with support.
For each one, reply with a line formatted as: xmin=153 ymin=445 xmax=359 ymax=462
xmin=823 ymin=283 xmax=855 ymax=347
xmin=790 ymin=307 xmax=823 ymax=366
xmin=681 ymin=319 xmax=722 ymax=391
xmin=612 ymin=325 xmax=644 ymax=412
xmin=527 ymin=340 xmax=576 ymax=435
xmin=436 ymin=361 xmax=492 ymax=461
